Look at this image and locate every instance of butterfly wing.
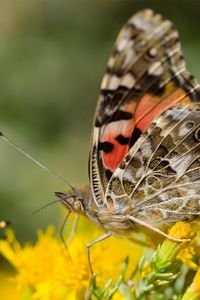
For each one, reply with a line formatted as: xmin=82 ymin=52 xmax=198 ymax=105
xmin=105 ymin=103 xmax=200 ymax=226
xmin=89 ymin=9 xmax=200 ymax=206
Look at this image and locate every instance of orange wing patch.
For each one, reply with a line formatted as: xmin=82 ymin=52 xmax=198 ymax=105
xmin=100 ymin=116 xmax=135 ymax=172
xmin=100 ymin=84 xmax=192 ymax=173
xmin=135 ymin=86 xmax=191 ymax=132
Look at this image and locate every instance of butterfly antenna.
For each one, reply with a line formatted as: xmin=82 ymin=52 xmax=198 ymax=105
xmin=31 ymin=199 xmax=61 ymax=216
xmin=0 ymin=131 xmax=75 ymax=191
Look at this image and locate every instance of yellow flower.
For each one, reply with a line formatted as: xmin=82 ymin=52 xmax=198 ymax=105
xmin=156 ymin=222 xmax=195 ymax=270
xmin=169 ymin=221 xmax=193 ymax=239
xmin=137 ymin=221 xmax=200 ymax=300
xmin=182 ymin=267 xmax=200 ymax=300
xmin=0 ymin=219 xmax=143 ymax=300
xmin=140 ymin=222 xmax=193 ymax=276
xmin=177 ymin=245 xmax=198 ymax=271
xmin=171 ymin=222 xmax=199 ymax=271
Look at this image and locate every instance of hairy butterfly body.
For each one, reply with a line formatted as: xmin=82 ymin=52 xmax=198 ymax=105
xmin=56 ymin=10 xmax=200 ymax=241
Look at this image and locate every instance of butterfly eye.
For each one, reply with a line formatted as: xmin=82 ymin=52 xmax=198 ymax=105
xmin=73 ymin=200 xmax=84 ymax=212
xmin=74 ymin=201 xmax=80 ymax=209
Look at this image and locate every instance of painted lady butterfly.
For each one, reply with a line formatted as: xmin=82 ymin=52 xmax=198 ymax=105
xmin=56 ymin=10 xmax=200 ymax=252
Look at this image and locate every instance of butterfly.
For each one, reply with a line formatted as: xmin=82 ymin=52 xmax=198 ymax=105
xmin=56 ymin=9 xmax=200 ymax=254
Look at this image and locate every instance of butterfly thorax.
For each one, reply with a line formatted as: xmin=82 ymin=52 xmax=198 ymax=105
xmin=78 ymin=187 xmax=136 ymax=234
xmin=97 ymin=201 xmax=140 ymax=234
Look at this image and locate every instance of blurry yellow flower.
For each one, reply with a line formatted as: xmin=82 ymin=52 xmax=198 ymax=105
xmin=0 ymin=220 xmax=143 ymax=300
xmin=182 ymin=267 xmax=200 ymax=300
xmin=189 ymin=267 xmax=200 ymax=294
xmin=0 ymin=272 xmax=21 ymax=300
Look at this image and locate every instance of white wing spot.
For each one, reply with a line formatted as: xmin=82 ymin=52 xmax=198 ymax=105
xmin=121 ymin=73 xmax=135 ymax=88
xmin=141 ymin=140 xmax=153 ymax=157
xmin=108 ymin=75 xmax=121 ymax=90
xmin=149 ymin=47 xmax=157 ymax=57
xmin=117 ymin=38 xmax=129 ymax=51
xmin=101 ymin=74 xmax=120 ymax=90
xmin=171 ymin=154 xmax=193 ymax=177
xmin=101 ymin=73 xmax=110 ymax=89
xmin=108 ymin=56 xmax=115 ymax=69
xmin=148 ymin=61 xmax=164 ymax=76
xmin=122 ymin=48 xmax=136 ymax=68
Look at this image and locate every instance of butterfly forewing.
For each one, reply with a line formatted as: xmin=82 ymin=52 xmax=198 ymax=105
xmin=89 ymin=9 xmax=200 ymax=208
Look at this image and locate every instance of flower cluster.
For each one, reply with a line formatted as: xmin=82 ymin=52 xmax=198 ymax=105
xmin=0 ymin=219 xmax=200 ymax=299
xmin=0 ymin=217 xmax=142 ymax=299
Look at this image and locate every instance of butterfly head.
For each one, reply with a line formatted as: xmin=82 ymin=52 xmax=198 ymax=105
xmin=54 ymin=189 xmax=85 ymax=214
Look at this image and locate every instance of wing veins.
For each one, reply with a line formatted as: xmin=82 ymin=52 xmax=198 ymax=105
xmin=137 ymin=181 xmax=200 ymax=207
xmin=128 ymin=105 xmax=192 ymax=197
xmin=100 ymin=21 xmax=183 ymax=127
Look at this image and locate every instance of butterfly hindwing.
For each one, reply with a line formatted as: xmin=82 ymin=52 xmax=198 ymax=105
xmin=89 ymin=9 xmax=200 ymax=207
xmin=105 ymin=103 xmax=200 ymax=226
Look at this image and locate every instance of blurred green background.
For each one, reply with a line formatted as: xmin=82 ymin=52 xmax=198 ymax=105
xmin=0 ymin=0 xmax=200 ymax=243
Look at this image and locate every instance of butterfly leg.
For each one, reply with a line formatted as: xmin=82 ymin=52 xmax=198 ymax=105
xmin=67 ymin=214 xmax=79 ymax=244
xmin=86 ymin=232 xmax=112 ymax=274
xmin=125 ymin=215 xmax=191 ymax=242
xmin=60 ymin=210 xmax=71 ymax=248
